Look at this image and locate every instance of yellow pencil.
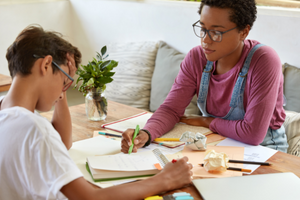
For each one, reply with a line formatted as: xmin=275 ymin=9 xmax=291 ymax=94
xmin=154 ymin=138 xmax=180 ymax=142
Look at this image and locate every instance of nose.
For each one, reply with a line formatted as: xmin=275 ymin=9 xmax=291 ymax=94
xmin=202 ymin=31 xmax=213 ymax=44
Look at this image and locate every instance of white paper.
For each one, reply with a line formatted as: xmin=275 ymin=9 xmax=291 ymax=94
xmin=217 ymin=138 xmax=277 ymax=174
xmin=87 ymin=150 xmax=159 ymax=171
xmin=138 ymin=143 xmax=184 ymax=155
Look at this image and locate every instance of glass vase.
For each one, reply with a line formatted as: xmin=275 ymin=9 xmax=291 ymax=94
xmin=85 ymin=88 xmax=107 ymax=121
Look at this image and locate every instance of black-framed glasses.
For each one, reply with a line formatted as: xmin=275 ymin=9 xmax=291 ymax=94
xmin=192 ymin=20 xmax=237 ymax=42
xmin=33 ymin=54 xmax=74 ymax=92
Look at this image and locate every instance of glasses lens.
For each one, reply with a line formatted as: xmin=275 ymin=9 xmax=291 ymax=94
xmin=193 ymin=26 xmax=199 ymax=37
xmin=208 ymin=30 xmax=222 ymax=42
xmin=63 ymin=81 xmax=73 ymax=92
xmin=199 ymin=28 xmax=206 ymax=38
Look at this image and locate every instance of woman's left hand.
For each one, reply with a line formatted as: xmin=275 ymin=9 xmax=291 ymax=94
xmin=180 ymin=116 xmax=215 ymax=128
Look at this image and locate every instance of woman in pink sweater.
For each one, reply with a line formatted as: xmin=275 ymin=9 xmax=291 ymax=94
xmin=121 ymin=0 xmax=288 ymax=153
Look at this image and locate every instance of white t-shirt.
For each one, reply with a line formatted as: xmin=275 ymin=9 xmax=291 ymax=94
xmin=0 ymin=97 xmax=83 ymax=200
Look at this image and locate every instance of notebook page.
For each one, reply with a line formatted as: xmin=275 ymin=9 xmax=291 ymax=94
xmin=87 ymin=150 xmax=159 ymax=171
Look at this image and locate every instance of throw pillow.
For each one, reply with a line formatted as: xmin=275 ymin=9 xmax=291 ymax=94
xmin=283 ymin=63 xmax=300 ymax=112
xmin=105 ymin=41 xmax=160 ymax=111
xmin=150 ymin=42 xmax=200 ymax=115
xmin=283 ymin=111 xmax=300 ymax=157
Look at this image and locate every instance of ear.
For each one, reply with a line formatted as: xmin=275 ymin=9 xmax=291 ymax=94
xmin=40 ymin=55 xmax=53 ymax=76
xmin=239 ymin=25 xmax=250 ymax=41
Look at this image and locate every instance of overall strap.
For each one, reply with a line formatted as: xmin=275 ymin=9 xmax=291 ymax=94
xmin=198 ymin=60 xmax=213 ymax=104
xmin=229 ymin=43 xmax=265 ymax=108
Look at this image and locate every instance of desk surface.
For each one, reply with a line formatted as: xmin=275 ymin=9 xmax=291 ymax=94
xmin=40 ymin=101 xmax=300 ymax=200
xmin=0 ymin=74 xmax=12 ymax=92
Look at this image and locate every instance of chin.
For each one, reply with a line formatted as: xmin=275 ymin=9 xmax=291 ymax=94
xmin=204 ymin=54 xmax=218 ymax=62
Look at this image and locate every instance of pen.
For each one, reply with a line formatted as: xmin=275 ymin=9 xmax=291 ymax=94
xmin=128 ymin=125 xmax=140 ymax=154
xmin=154 ymin=138 xmax=180 ymax=142
xmin=228 ymin=160 xmax=270 ymax=166
xmin=199 ymin=164 xmax=252 ymax=173
xmin=98 ymin=132 xmax=122 ymax=138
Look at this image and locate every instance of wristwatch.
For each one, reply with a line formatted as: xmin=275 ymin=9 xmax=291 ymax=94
xmin=141 ymin=129 xmax=152 ymax=147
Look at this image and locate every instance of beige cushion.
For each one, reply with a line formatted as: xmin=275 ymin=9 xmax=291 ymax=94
xmin=283 ymin=110 xmax=300 ymax=156
xmin=106 ymin=41 xmax=159 ymax=111
xmin=150 ymin=41 xmax=200 ymax=115
xmin=283 ymin=63 xmax=300 ymax=112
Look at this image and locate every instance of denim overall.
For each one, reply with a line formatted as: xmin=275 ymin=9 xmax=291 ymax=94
xmin=197 ymin=44 xmax=288 ymax=152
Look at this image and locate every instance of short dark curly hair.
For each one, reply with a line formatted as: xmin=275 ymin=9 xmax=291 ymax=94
xmin=6 ymin=25 xmax=82 ymax=78
xmin=199 ymin=0 xmax=257 ymax=31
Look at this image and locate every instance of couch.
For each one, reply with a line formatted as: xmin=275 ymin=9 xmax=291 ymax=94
xmin=105 ymin=41 xmax=300 ymax=157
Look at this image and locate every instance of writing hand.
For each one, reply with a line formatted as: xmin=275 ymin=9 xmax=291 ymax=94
xmin=157 ymin=156 xmax=193 ymax=190
xmin=121 ymin=129 xmax=149 ymax=153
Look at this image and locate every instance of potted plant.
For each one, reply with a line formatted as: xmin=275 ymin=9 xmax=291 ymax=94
xmin=74 ymin=46 xmax=118 ymax=121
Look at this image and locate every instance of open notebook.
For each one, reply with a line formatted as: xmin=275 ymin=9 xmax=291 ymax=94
xmin=86 ymin=148 xmax=169 ymax=182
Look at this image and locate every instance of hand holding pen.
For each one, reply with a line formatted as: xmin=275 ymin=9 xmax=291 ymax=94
xmin=121 ymin=125 xmax=149 ymax=154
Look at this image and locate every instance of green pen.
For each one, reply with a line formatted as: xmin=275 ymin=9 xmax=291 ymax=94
xmin=128 ymin=125 xmax=140 ymax=154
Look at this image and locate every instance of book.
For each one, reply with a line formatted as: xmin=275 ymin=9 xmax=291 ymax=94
xmin=101 ymin=112 xmax=151 ymax=132
xmin=86 ymin=148 xmax=169 ymax=182
xmin=101 ymin=112 xmax=213 ymax=148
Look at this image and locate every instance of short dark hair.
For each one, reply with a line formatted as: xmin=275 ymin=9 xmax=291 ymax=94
xmin=6 ymin=25 xmax=82 ymax=77
xmin=199 ymin=0 xmax=257 ymax=31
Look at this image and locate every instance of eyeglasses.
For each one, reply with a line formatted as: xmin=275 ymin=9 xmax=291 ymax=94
xmin=192 ymin=20 xmax=237 ymax=42
xmin=33 ymin=54 xmax=74 ymax=92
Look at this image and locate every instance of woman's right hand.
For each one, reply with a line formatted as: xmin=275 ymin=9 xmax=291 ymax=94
xmin=121 ymin=129 xmax=149 ymax=153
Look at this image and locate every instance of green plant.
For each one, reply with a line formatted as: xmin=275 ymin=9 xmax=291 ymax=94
xmin=74 ymin=46 xmax=118 ymax=120
xmin=74 ymin=46 xmax=118 ymax=95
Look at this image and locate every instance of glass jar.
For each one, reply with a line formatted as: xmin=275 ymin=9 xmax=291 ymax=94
xmin=85 ymin=88 xmax=107 ymax=121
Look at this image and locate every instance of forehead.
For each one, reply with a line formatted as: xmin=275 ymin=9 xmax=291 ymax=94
xmin=200 ymin=5 xmax=233 ymax=26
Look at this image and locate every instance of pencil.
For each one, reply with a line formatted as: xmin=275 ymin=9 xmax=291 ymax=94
xmin=98 ymin=132 xmax=122 ymax=138
xmin=229 ymin=160 xmax=270 ymax=166
xmin=199 ymin=164 xmax=252 ymax=173
xmin=154 ymin=138 xmax=180 ymax=142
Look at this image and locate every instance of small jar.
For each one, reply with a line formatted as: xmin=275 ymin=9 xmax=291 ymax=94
xmin=85 ymin=88 xmax=107 ymax=121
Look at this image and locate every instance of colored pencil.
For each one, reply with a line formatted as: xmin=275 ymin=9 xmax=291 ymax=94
xmin=98 ymin=132 xmax=122 ymax=138
xmin=229 ymin=160 xmax=270 ymax=166
xmin=154 ymin=138 xmax=180 ymax=142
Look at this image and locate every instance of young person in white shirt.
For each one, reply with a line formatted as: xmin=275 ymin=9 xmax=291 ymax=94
xmin=0 ymin=25 xmax=193 ymax=200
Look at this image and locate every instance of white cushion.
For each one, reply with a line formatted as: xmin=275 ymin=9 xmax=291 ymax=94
xmin=106 ymin=41 xmax=159 ymax=110
xmin=283 ymin=110 xmax=300 ymax=156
